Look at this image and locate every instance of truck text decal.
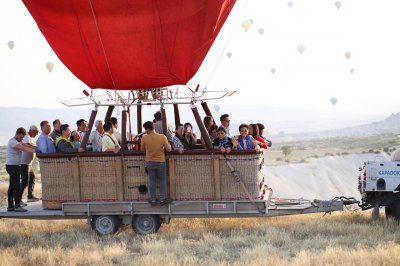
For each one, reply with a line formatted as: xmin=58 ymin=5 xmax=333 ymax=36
xmin=378 ymin=170 xmax=400 ymax=176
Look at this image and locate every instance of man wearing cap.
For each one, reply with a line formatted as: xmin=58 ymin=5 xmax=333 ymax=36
xmin=20 ymin=125 xmax=40 ymax=203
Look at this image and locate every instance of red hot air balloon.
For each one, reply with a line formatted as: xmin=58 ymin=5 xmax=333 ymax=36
xmin=22 ymin=0 xmax=236 ymax=90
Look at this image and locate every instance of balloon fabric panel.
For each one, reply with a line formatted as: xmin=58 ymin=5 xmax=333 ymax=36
xmin=22 ymin=0 xmax=236 ymax=90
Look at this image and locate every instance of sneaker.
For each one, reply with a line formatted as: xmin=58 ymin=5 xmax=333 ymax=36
xmin=27 ymin=196 xmax=40 ymax=202
xmin=20 ymin=201 xmax=28 ymax=207
xmin=148 ymin=199 xmax=157 ymax=206
xmin=14 ymin=207 xmax=28 ymax=212
xmin=7 ymin=207 xmax=15 ymax=212
xmin=160 ymin=198 xmax=173 ymax=206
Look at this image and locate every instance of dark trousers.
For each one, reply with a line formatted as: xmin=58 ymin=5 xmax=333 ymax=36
xmin=20 ymin=164 xmax=35 ymax=199
xmin=6 ymin=165 xmax=21 ymax=208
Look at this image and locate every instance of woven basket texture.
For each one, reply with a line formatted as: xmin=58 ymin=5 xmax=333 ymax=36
xmin=123 ymin=156 xmax=148 ymax=201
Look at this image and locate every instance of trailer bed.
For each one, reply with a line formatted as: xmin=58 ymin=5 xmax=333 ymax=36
xmin=0 ymin=198 xmax=345 ymax=220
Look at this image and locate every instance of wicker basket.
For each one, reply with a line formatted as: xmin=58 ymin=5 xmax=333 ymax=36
xmin=170 ymin=154 xmax=214 ymax=200
xmin=79 ymin=156 xmax=119 ymax=202
xmin=123 ymin=155 xmax=148 ymax=201
xmin=39 ymin=151 xmax=265 ymax=208
xmin=219 ymin=153 xmax=263 ymax=200
xmin=39 ymin=157 xmax=79 ymax=209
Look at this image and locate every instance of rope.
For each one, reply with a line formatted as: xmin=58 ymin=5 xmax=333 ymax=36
xmin=223 ymin=154 xmax=263 ymax=214
xmin=88 ymin=0 xmax=117 ymax=90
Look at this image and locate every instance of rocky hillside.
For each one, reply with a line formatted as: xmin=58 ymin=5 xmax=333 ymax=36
xmin=275 ymin=112 xmax=400 ymax=142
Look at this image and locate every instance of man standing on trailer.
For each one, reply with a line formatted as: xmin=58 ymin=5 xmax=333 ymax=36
xmin=141 ymin=121 xmax=172 ymax=206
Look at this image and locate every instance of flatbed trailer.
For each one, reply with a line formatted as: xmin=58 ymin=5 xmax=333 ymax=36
xmin=0 ymin=198 xmax=355 ymax=235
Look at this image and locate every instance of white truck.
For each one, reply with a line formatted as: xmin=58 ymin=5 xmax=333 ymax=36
xmin=358 ymin=161 xmax=400 ymax=219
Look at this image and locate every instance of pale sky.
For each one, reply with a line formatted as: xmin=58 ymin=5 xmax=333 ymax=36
xmin=1 ymin=1 xmax=400 ymax=130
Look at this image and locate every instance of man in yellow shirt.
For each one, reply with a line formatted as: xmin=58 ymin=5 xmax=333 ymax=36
xmin=141 ymin=121 xmax=172 ymax=206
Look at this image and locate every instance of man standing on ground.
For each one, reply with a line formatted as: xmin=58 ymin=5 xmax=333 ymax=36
xmin=36 ymin=120 xmax=56 ymax=154
xmin=6 ymin=127 xmax=36 ymax=212
xmin=20 ymin=125 xmax=40 ymax=203
xmin=141 ymin=121 xmax=172 ymax=206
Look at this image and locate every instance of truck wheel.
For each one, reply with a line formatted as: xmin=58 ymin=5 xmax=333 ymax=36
xmin=392 ymin=202 xmax=400 ymax=221
xmin=91 ymin=215 xmax=121 ymax=235
xmin=132 ymin=215 xmax=161 ymax=235
xmin=371 ymin=206 xmax=380 ymax=220
xmin=385 ymin=206 xmax=393 ymax=219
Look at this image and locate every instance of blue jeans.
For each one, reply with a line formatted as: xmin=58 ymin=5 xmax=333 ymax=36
xmin=145 ymin=161 xmax=167 ymax=201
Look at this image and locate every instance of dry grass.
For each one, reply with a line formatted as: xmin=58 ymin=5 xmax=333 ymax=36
xmin=1 ymin=176 xmax=400 ymax=265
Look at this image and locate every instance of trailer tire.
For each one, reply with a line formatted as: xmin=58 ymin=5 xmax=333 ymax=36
xmin=91 ymin=215 xmax=121 ymax=235
xmin=132 ymin=215 xmax=161 ymax=235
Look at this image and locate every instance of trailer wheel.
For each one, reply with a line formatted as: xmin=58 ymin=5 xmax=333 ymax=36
xmin=91 ymin=215 xmax=121 ymax=235
xmin=132 ymin=215 xmax=161 ymax=235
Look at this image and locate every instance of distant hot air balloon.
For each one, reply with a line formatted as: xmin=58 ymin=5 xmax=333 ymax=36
xmin=349 ymin=68 xmax=354 ymax=74
xmin=258 ymin=28 xmax=264 ymax=35
xmin=241 ymin=20 xmax=251 ymax=32
xmin=249 ymin=19 xmax=253 ymax=24
xmin=297 ymin=44 xmax=305 ymax=55
xmin=330 ymin=97 xmax=338 ymax=106
xmin=345 ymin=52 xmax=351 ymax=59
xmin=335 ymin=1 xmax=341 ymax=9
xmin=226 ymin=51 xmax=232 ymax=58
xmin=45 ymin=62 xmax=54 ymax=73
xmin=7 ymin=41 xmax=14 ymax=50
xmin=288 ymin=1 xmax=293 ymax=8
xmin=214 ymin=105 xmax=220 ymax=113
xmin=270 ymin=68 xmax=276 ymax=74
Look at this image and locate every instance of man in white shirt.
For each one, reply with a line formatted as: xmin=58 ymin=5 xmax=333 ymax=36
xmin=102 ymin=121 xmax=120 ymax=153
xmin=89 ymin=120 xmax=104 ymax=152
xmin=109 ymin=117 xmax=122 ymax=143
xmin=20 ymin=125 xmax=40 ymax=202
xmin=219 ymin=114 xmax=232 ymax=138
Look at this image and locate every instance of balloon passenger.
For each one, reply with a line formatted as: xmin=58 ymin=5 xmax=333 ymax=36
xmin=36 ymin=120 xmax=56 ymax=154
xmin=55 ymin=124 xmax=77 ymax=153
xmin=213 ymin=126 xmax=233 ymax=154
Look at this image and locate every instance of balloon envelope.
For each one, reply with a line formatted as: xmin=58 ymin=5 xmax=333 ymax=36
xmin=297 ymin=44 xmax=305 ymax=55
xmin=7 ymin=41 xmax=14 ymax=50
xmin=270 ymin=68 xmax=276 ymax=74
xmin=22 ymin=0 xmax=236 ymax=90
xmin=241 ymin=20 xmax=251 ymax=32
xmin=288 ymin=1 xmax=293 ymax=8
xmin=214 ymin=105 xmax=220 ymax=113
xmin=46 ymin=62 xmax=54 ymax=72
xmin=258 ymin=28 xmax=264 ymax=35
xmin=345 ymin=52 xmax=351 ymax=59
xmin=226 ymin=51 xmax=232 ymax=58
xmin=335 ymin=1 xmax=341 ymax=9
xmin=330 ymin=97 xmax=338 ymax=105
